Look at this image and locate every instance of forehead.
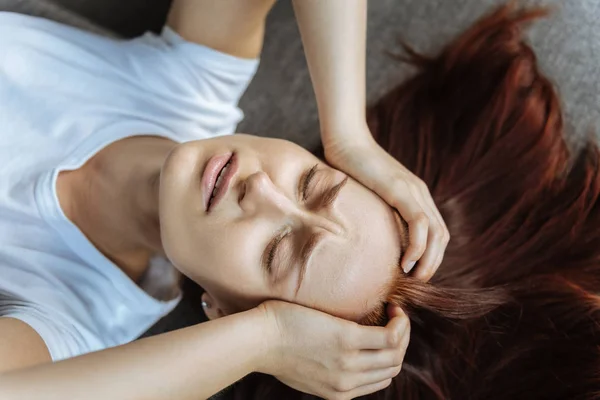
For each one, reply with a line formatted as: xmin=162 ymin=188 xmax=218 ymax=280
xmin=296 ymin=177 xmax=402 ymax=321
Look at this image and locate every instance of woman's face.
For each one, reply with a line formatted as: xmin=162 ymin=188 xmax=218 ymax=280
xmin=159 ymin=135 xmax=403 ymax=321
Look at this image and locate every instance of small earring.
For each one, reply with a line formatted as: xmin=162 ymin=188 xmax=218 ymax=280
xmin=201 ymin=300 xmax=211 ymax=309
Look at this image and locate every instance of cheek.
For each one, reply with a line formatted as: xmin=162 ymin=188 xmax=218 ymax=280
xmin=198 ymin=222 xmax=253 ymax=269
xmin=180 ymin=221 xmax=270 ymax=295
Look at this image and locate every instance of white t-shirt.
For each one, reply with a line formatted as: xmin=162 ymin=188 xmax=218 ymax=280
xmin=0 ymin=12 xmax=258 ymax=361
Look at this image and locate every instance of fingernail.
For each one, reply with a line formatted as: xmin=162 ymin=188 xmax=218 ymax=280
xmin=403 ymin=261 xmax=416 ymax=274
xmin=201 ymin=300 xmax=212 ymax=309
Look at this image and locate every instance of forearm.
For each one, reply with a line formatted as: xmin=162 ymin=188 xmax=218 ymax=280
xmin=0 ymin=309 xmax=269 ymax=400
xmin=292 ymin=0 xmax=369 ymax=143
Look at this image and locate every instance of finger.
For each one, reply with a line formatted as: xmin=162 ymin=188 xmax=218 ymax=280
xmin=418 ymin=187 xmax=450 ymax=280
xmin=386 ymin=304 xmax=405 ymax=319
xmin=343 ymin=378 xmax=395 ymax=399
xmin=420 ymin=220 xmax=448 ymax=281
xmin=390 ymin=187 xmax=429 ymax=273
xmin=426 ymin=189 xmax=449 ymax=242
xmin=407 ymin=187 xmax=446 ymax=281
xmin=355 ymin=314 xmax=409 ymax=350
xmin=424 ymin=196 xmax=449 ymax=251
xmin=412 ymin=217 xmax=446 ymax=281
xmin=353 ymin=345 xmax=409 ymax=370
xmin=404 ymin=190 xmax=435 ymax=276
xmin=355 ymin=321 xmax=410 ymax=370
xmin=431 ymin=250 xmax=445 ymax=278
xmin=411 ymin=223 xmax=441 ymax=281
xmin=416 ymin=251 xmax=445 ymax=283
xmin=350 ymin=365 xmax=402 ymax=389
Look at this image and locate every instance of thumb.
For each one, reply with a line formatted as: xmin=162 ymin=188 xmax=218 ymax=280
xmin=387 ymin=304 xmax=406 ymax=319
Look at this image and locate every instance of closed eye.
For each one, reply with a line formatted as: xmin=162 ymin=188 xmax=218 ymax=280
xmin=264 ymin=227 xmax=290 ymax=276
xmin=263 ymin=164 xmax=318 ymax=277
xmin=301 ymin=163 xmax=319 ymax=201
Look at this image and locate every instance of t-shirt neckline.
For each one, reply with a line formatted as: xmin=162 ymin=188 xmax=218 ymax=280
xmin=34 ymin=121 xmax=183 ymax=312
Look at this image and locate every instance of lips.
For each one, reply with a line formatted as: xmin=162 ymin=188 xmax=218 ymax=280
xmin=201 ymin=152 xmax=237 ymax=212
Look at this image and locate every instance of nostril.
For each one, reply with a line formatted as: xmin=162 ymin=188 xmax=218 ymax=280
xmin=238 ymin=181 xmax=246 ymax=203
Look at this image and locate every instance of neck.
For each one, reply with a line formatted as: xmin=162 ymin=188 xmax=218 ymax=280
xmin=57 ymin=136 xmax=178 ymax=281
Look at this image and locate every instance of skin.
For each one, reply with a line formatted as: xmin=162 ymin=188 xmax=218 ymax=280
xmin=159 ymin=134 xmax=404 ymax=321
xmin=60 ymin=133 xmax=404 ymax=321
xmin=0 ymin=1 xmax=418 ymax=399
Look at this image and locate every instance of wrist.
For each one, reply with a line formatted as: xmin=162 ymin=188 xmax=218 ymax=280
xmin=206 ymin=306 xmax=277 ymax=377
xmin=320 ymin=119 xmax=373 ymax=148
xmin=250 ymin=303 xmax=283 ymax=375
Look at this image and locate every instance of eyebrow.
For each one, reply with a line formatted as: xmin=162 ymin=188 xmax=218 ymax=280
xmin=295 ymin=176 xmax=349 ymax=294
xmin=295 ymin=231 xmax=323 ymax=295
xmin=321 ymin=176 xmax=348 ymax=208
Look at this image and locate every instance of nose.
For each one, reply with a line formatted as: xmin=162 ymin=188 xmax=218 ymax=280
xmin=238 ymin=171 xmax=344 ymax=235
xmin=239 ymin=171 xmax=296 ymax=216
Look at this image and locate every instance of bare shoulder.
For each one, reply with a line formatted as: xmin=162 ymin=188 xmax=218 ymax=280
xmin=167 ymin=0 xmax=275 ymax=59
xmin=0 ymin=318 xmax=51 ymax=373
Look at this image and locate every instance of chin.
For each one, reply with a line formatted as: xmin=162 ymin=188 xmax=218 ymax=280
xmin=161 ymin=143 xmax=204 ymax=183
xmin=158 ymin=160 xmax=202 ymax=271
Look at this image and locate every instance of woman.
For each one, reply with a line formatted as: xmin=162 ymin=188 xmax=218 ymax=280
xmin=224 ymin=4 xmax=600 ymax=400
xmin=0 ymin=1 xmax=449 ymax=399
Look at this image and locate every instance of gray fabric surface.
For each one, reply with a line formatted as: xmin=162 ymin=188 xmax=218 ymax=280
xmin=239 ymin=0 xmax=599 ymax=149
xmin=2 ymin=0 xmax=597 ymax=150
xmin=0 ymin=0 xmax=112 ymax=36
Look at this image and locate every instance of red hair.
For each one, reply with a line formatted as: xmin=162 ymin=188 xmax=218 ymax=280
xmin=225 ymin=4 xmax=600 ymax=399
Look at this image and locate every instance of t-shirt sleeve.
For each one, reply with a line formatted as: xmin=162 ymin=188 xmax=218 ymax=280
xmin=0 ymin=12 xmax=259 ymax=140
xmin=121 ymin=27 xmax=260 ymax=137
xmin=0 ymin=292 xmax=102 ymax=362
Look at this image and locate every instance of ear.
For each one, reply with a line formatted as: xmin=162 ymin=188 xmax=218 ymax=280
xmin=201 ymin=292 xmax=226 ymax=320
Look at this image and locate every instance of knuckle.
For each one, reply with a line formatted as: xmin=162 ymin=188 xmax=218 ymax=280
xmin=431 ymin=225 xmax=444 ymax=240
xmin=444 ymin=229 xmax=451 ymax=244
xmin=333 ymin=377 xmax=352 ymax=392
xmin=336 ymin=330 xmax=351 ymax=350
xmin=412 ymin=212 xmax=429 ymax=226
xmin=393 ymin=352 xmax=405 ymax=366
xmin=344 ymin=325 xmax=361 ymax=349
xmin=387 ymin=330 xmax=401 ymax=347
xmin=338 ymin=339 xmax=351 ymax=354
xmin=410 ymin=241 xmax=427 ymax=257
xmin=338 ymin=355 xmax=353 ymax=371
xmin=391 ymin=179 xmax=410 ymax=195
xmin=435 ymin=255 xmax=444 ymax=270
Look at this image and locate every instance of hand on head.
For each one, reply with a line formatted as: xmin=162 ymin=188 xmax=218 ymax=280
xmin=323 ymin=128 xmax=450 ymax=281
xmin=255 ymin=300 xmax=410 ymax=400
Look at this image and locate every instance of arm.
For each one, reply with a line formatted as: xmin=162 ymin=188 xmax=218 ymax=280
xmin=292 ymin=0 xmax=368 ymax=139
xmin=0 ymin=318 xmax=51 ymax=373
xmin=0 ymin=304 xmax=410 ymax=400
xmin=167 ymin=0 xmax=276 ymax=59
xmin=0 ymin=309 xmax=266 ymax=400
xmin=292 ymin=0 xmax=450 ymax=279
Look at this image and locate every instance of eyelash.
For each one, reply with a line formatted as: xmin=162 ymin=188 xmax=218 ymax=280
xmin=266 ymin=164 xmax=319 ymax=273
xmin=267 ymin=164 xmax=319 ymax=272
xmin=266 ymin=233 xmax=284 ymax=273
xmin=267 ymin=226 xmax=293 ymax=273
xmin=302 ymin=164 xmax=319 ymax=201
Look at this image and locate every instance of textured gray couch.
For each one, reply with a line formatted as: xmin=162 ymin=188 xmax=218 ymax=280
xmin=1 ymin=0 xmax=598 ymax=335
